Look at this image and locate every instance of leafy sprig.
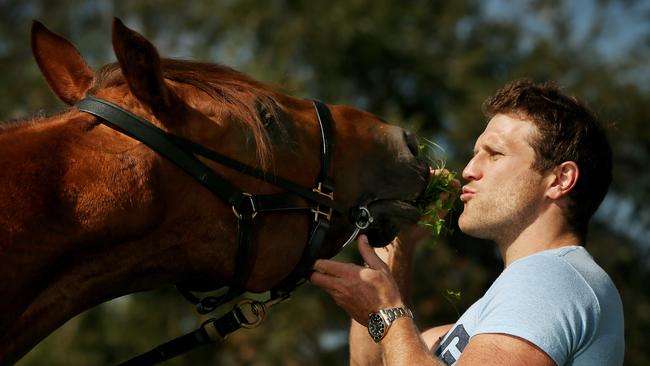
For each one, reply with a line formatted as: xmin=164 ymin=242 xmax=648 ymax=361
xmin=413 ymin=139 xmax=460 ymax=241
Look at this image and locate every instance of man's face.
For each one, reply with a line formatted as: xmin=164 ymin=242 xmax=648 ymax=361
xmin=459 ymin=113 xmax=547 ymax=243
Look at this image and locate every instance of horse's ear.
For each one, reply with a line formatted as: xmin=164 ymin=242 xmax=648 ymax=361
xmin=112 ymin=17 xmax=183 ymax=122
xmin=31 ymin=21 xmax=94 ymax=105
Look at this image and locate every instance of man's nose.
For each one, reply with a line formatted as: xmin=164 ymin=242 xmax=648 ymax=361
xmin=462 ymin=156 xmax=481 ymax=181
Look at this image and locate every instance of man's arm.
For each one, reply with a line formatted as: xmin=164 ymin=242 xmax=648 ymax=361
xmin=421 ymin=324 xmax=455 ymax=350
xmin=346 ymin=232 xmax=451 ymax=366
xmin=455 ymin=334 xmax=555 ymax=366
xmin=348 ymin=229 xmax=423 ymax=365
xmin=380 ymin=317 xmax=447 ymax=365
xmin=350 ymin=321 xmax=454 ymax=365
xmin=311 ymin=236 xmax=556 ymax=366
xmin=312 ymin=234 xmax=450 ymax=366
xmin=379 ymin=321 xmax=555 ymax=366
xmin=347 ymin=168 xmax=461 ymax=365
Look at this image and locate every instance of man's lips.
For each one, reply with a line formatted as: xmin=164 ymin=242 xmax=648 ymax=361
xmin=460 ymin=186 xmax=475 ymax=202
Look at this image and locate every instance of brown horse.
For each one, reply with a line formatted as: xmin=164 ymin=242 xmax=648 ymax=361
xmin=0 ymin=18 xmax=429 ymax=363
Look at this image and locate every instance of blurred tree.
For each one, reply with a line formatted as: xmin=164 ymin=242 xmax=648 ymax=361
xmin=2 ymin=0 xmax=649 ymax=365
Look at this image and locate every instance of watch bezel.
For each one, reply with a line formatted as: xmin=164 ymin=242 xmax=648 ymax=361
xmin=367 ymin=306 xmax=413 ymax=343
xmin=368 ymin=312 xmax=386 ymax=342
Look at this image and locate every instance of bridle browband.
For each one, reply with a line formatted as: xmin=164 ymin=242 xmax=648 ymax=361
xmin=74 ymin=95 xmax=372 ymax=306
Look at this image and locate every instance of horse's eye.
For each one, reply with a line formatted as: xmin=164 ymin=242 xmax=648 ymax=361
xmin=262 ymin=110 xmax=274 ymax=129
xmin=256 ymin=102 xmax=276 ymax=129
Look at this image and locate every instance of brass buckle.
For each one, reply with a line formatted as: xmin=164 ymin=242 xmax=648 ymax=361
xmin=232 ymin=192 xmax=258 ymax=219
xmin=235 ymin=299 xmax=267 ymax=329
xmin=312 ymin=182 xmax=334 ymax=222
xmin=311 ymin=206 xmax=333 ymax=222
xmin=312 ymin=182 xmax=334 ymax=200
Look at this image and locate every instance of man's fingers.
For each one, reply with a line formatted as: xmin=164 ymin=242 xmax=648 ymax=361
xmin=309 ymin=270 xmax=339 ymax=290
xmin=357 ymin=235 xmax=389 ymax=271
xmin=313 ymin=258 xmax=359 ymax=277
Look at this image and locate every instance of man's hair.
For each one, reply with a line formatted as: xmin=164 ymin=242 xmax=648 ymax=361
xmin=482 ymin=79 xmax=612 ymax=241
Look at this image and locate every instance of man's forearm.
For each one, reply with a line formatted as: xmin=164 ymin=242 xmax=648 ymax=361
xmin=350 ymin=310 xmax=447 ymax=366
xmin=379 ymin=235 xmax=418 ymax=296
xmin=381 ymin=318 xmax=446 ymax=366
xmin=348 ymin=233 xmax=422 ymax=365
xmin=350 ymin=319 xmax=382 ymax=366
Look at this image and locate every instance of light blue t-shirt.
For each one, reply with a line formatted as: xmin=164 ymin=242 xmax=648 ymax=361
xmin=434 ymin=246 xmax=624 ymax=365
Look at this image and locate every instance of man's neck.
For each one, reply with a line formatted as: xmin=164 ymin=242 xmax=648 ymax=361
xmin=497 ymin=212 xmax=581 ymax=267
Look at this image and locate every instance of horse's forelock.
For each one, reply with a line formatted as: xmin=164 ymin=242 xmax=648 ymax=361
xmin=91 ymin=61 xmax=276 ymax=170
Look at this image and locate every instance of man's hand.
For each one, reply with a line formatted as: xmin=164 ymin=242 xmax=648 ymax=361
xmin=310 ymin=234 xmax=404 ymax=325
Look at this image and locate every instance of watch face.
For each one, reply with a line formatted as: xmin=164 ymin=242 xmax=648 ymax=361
xmin=368 ymin=313 xmax=385 ymax=341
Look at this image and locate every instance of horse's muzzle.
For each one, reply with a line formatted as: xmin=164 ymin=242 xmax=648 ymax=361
xmin=362 ymin=199 xmax=423 ymax=247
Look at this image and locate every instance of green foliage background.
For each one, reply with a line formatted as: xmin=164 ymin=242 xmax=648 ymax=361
xmin=2 ymin=0 xmax=649 ymax=364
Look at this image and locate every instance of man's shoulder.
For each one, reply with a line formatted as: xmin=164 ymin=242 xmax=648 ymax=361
xmin=499 ymin=246 xmax=618 ymax=302
xmin=478 ymin=246 xmax=611 ymax=329
xmin=435 ymin=246 xmax=624 ymax=366
xmin=493 ymin=247 xmax=586 ymax=289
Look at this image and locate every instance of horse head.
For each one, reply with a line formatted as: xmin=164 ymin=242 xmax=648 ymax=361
xmin=0 ymin=18 xmax=429 ymax=363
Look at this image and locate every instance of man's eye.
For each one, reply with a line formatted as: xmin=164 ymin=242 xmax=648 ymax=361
xmin=490 ymin=152 xmax=503 ymax=160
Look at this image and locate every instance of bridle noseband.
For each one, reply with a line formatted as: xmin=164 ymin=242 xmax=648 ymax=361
xmin=75 ymin=96 xmax=373 ymax=309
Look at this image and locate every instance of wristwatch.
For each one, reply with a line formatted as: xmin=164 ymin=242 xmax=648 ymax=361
xmin=367 ymin=306 xmax=414 ymax=343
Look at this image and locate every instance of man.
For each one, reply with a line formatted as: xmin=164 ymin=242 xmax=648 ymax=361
xmin=310 ymin=80 xmax=625 ymax=365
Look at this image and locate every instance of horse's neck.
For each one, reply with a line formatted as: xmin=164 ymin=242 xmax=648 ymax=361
xmin=0 ymin=118 xmax=80 ymax=265
xmin=0 ymin=116 xmax=173 ymax=363
xmin=2 ymin=118 xmax=81 ymax=241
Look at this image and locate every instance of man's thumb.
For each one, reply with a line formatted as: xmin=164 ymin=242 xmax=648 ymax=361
xmin=358 ymin=234 xmax=389 ymax=271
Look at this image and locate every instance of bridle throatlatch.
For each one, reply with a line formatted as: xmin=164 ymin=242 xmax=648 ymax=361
xmin=75 ymin=96 xmax=374 ymax=365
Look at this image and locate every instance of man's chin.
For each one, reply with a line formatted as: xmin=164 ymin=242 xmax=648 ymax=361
xmin=458 ymin=215 xmax=492 ymax=240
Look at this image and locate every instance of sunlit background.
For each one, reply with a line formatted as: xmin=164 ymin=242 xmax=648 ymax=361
xmin=2 ymin=0 xmax=649 ymax=365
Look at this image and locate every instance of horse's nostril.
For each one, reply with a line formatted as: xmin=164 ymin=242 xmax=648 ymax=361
xmin=403 ymin=130 xmax=419 ymax=157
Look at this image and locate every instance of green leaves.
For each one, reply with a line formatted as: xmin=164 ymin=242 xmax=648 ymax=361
xmin=414 ymin=139 xmax=460 ymax=242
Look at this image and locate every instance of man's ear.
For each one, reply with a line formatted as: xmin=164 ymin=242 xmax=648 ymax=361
xmin=546 ymin=161 xmax=579 ymax=200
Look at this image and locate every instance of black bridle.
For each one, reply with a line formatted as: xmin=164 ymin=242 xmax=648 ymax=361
xmin=74 ymin=96 xmax=374 ymax=365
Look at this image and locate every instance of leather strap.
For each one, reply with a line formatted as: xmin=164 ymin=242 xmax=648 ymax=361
xmin=313 ymin=100 xmax=335 ymax=188
xmin=75 ymin=96 xmax=346 ymax=365
xmin=272 ymin=218 xmax=331 ymax=296
xmin=75 ymin=97 xmax=345 ymax=213
xmin=76 ymin=97 xmax=245 ymax=207
xmin=271 ymin=100 xmax=337 ymax=297
xmin=229 ymin=214 xmax=255 ymax=298
xmin=117 ymin=305 xmax=250 ymax=365
xmin=165 ymin=126 xmax=344 ymax=212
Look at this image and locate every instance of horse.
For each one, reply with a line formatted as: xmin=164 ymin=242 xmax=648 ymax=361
xmin=0 ymin=18 xmax=429 ymax=364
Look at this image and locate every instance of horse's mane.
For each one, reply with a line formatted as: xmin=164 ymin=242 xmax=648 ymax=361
xmin=0 ymin=116 xmax=42 ymax=132
xmin=1 ymin=60 xmax=281 ymax=167
xmin=0 ymin=107 xmax=51 ymax=132
xmin=92 ymin=59 xmax=280 ymax=167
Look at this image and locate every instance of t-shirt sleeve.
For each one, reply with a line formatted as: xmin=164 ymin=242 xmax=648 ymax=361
xmin=473 ymin=255 xmax=600 ymax=365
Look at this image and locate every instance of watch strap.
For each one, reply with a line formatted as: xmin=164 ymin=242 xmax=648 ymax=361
xmin=379 ymin=306 xmax=414 ymax=326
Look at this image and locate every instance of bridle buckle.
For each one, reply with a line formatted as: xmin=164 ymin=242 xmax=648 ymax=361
xmin=232 ymin=192 xmax=258 ymax=219
xmin=312 ymin=182 xmax=334 ymax=200
xmin=311 ymin=206 xmax=333 ymax=222
xmin=312 ymin=182 xmax=334 ymax=222
xmin=235 ymin=299 xmax=267 ymax=329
